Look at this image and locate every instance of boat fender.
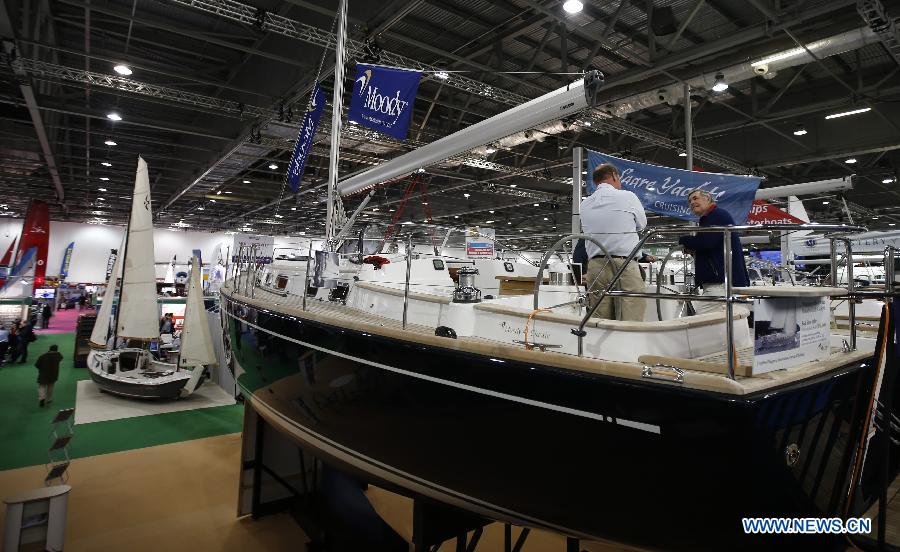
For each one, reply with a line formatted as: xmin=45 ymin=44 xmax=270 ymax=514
xmin=435 ymin=326 xmax=457 ymax=339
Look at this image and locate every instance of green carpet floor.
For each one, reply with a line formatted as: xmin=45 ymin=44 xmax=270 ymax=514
xmin=0 ymin=332 xmax=243 ymax=471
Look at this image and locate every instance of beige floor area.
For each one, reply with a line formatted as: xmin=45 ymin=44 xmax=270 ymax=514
xmin=0 ymin=433 xmax=306 ymax=552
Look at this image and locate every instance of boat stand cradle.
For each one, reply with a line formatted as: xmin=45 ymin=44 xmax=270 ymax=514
xmin=238 ymin=402 xmax=596 ymax=551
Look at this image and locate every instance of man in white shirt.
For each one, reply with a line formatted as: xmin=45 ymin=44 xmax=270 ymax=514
xmin=581 ymin=163 xmax=648 ymax=320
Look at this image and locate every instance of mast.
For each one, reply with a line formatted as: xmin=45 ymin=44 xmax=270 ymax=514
xmin=324 ymin=0 xmax=348 ymax=245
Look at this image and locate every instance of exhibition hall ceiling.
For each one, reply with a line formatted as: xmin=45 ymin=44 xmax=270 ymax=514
xmin=1 ymin=0 xmax=900 ymax=248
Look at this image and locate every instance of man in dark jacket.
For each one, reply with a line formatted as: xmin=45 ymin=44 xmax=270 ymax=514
xmin=41 ymin=303 xmax=52 ymax=329
xmin=35 ymin=344 xmax=63 ymax=407
xmin=678 ymin=189 xmax=749 ymax=315
xmin=14 ymin=321 xmax=35 ymax=363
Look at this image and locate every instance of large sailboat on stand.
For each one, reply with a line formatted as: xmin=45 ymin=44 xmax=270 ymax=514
xmin=87 ymin=157 xmax=217 ymax=399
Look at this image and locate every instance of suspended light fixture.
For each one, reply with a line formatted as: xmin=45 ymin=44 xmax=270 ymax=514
xmin=793 ymin=123 xmax=808 ymax=136
xmin=98 ymin=188 xmax=107 ymax=192
xmin=562 ymin=0 xmax=583 ymax=14
xmin=106 ymin=112 xmax=122 ymax=121
xmin=113 ymin=64 xmax=132 ymax=76
xmin=678 ymin=151 xmax=687 ymax=157
xmin=883 ymin=177 xmax=896 ymax=184
xmin=104 ymin=140 xmax=117 ymax=146
xmin=825 ymin=107 xmax=871 ymax=120
xmin=268 ymin=163 xmax=278 ymax=170
xmin=101 ymin=161 xmax=112 ymax=167
xmin=711 ymin=73 xmax=729 ymax=92
xmin=845 ymin=158 xmax=858 ymax=164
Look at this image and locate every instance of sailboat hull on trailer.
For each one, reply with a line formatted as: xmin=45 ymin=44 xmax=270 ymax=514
xmin=87 ymin=349 xmax=192 ymax=399
xmin=220 ymin=286 xmax=888 ymax=550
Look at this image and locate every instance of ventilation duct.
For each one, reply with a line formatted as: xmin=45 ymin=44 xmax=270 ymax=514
xmin=605 ymin=26 xmax=881 ymax=117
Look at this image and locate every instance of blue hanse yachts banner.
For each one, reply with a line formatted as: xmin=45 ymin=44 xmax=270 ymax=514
xmin=348 ymin=64 xmax=421 ymax=141
xmin=287 ymin=83 xmax=325 ymax=193
xmin=586 ymin=150 xmax=761 ymax=223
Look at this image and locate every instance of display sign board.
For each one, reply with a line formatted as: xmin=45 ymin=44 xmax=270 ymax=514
xmin=466 ymin=227 xmax=495 ymax=258
xmin=231 ymin=234 xmax=275 ymax=265
xmin=746 ymin=200 xmax=805 ymax=225
xmin=586 ymin=150 xmax=761 ymax=225
xmin=287 ymin=83 xmax=325 ymax=193
xmin=348 ymin=64 xmax=422 ymax=140
xmin=752 ymin=297 xmax=830 ymax=374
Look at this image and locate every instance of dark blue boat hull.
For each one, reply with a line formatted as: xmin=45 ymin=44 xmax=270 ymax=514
xmin=221 ymin=293 xmax=880 ymax=550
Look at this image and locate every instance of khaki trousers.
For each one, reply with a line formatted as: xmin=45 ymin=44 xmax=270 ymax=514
xmin=586 ymin=257 xmax=646 ymax=321
xmin=38 ymin=383 xmax=54 ymax=401
xmin=693 ymin=283 xmax=726 ymax=316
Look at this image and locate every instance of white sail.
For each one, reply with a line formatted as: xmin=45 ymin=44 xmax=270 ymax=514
xmin=0 ymin=247 xmax=36 ymax=300
xmin=179 ymin=256 xmax=217 ymax=368
xmin=117 ymin=157 xmax=160 ymax=340
xmin=89 ymin=242 xmax=123 ymax=348
xmin=164 ymin=255 xmax=176 ymax=284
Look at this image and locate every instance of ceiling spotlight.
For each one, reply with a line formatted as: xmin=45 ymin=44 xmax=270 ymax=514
xmin=533 ymin=203 xmax=539 ymax=207
xmin=100 ymin=177 xmax=110 ymax=181
xmin=543 ymin=217 xmax=549 ymax=221
xmin=224 ymin=191 xmax=232 ymax=194
xmin=822 ymin=201 xmax=830 ymax=205
xmin=434 ymin=71 xmax=449 ymax=80
xmin=883 ymin=177 xmax=896 ymax=184
xmin=268 ymin=163 xmax=278 ymax=170
xmin=454 ymin=215 xmax=459 ymax=219
xmin=104 ymin=140 xmax=117 ymax=146
xmin=485 ymin=147 xmax=497 ymax=154
xmin=197 ymin=207 xmax=205 ymax=211
xmin=275 ymin=214 xmax=284 ymax=218
xmin=417 ymin=168 xmax=426 ymax=173
xmin=106 ymin=112 xmax=122 ymax=121
xmin=583 ymin=120 xmax=592 ymax=127
xmin=825 ymin=107 xmax=871 ymax=120
xmin=216 ymin=190 xmax=222 ymax=195
xmin=507 ymin=221 xmax=512 ymax=225
xmin=98 ymin=187 xmax=107 ymax=192
xmin=563 ymin=0 xmax=583 ymax=14
xmin=845 ymin=158 xmax=857 ymax=164
xmin=113 ymin=64 xmax=132 ymax=76
xmin=291 ymin=207 xmax=297 ymax=211
xmin=210 ymin=199 xmax=216 ymax=203
xmin=678 ymin=151 xmax=687 ymax=157
xmin=793 ymin=123 xmax=807 ymax=136
xmin=101 ymin=162 xmax=112 ymax=167
xmin=243 ymin=180 xmax=251 ymax=184
xmin=485 ymin=220 xmax=495 ymax=224
xmin=97 ymin=197 xmax=105 ymax=201
xmin=711 ymin=73 xmax=729 ymax=92
xmin=510 ymin=184 xmax=517 ymax=188
xmin=489 ymin=210 xmax=495 ymax=214
xmin=464 ymin=193 xmax=470 ymax=198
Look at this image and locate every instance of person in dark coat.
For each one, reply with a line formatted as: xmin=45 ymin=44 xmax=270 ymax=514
xmin=14 ymin=321 xmax=35 ymax=363
xmin=35 ymin=344 xmax=63 ymax=407
xmin=8 ymin=323 xmax=18 ymax=364
xmin=678 ymin=189 xmax=750 ymax=315
xmin=41 ymin=303 xmax=52 ymax=329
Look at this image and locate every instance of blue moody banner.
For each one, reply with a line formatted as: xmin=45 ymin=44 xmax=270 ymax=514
xmin=287 ymin=83 xmax=325 ymax=193
xmin=348 ymin=64 xmax=421 ymax=141
xmin=586 ymin=150 xmax=761 ymax=223
xmin=59 ymin=242 xmax=74 ymax=280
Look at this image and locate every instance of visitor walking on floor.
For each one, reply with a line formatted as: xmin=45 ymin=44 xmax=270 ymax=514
xmin=35 ymin=344 xmax=63 ymax=407
xmin=8 ymin=323 xmax=18 ymax=364
xmin=13 ymin=321 xmax=35 ymax=363
xmin=41 ymin=303 xmax=52 ymax=329
xmin=0 ymin=324 xmax=8 ymax=367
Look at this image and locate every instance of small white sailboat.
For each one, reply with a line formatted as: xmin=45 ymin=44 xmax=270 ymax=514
xmin=87 ymin=157 xmax=217 ymax=399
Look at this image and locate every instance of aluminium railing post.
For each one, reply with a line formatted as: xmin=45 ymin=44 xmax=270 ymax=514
xmin=830 ymin=239 xmax=838 ymax=285
xmin=402 ymin=236 xmax=413 ymax=329
xmin=845 ymin=238 xmax=856 ymax=351
xmin=303 ymin=242 xmax=313 ymax=311
xmin=250 ymin=244 xmax=258 ymax=299
xmin=724 ymin=229 xmax=735 ymax=380
xmin=886 ymin=246 xmax=896 ymax=297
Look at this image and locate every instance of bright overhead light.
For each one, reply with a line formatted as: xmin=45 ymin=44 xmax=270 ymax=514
xmin=582 ymin=120 xmax=591 ymax=127
xmin=113 ymin=64 xmax=132 ymax=76
xmin=533 ymin=203 xmax=539 ymax=207
xmin=243 ymin=180 xmax=251 ymax=184
xmin=417 ymin=168 xmax=426 ymax=173
xmin=210 ymin=199 xmax=216 ymax=203
xmin=463 ymin=193 xmax=470 ymax=198
xmin=825 ymin=107 xmax=871 ymax=120
xmin=793 ymin=123 xmax=807 ymax=136
xmin=563 ymin=0 xmax=583 ymax=14
xmin=268 ymin=163 xmax=278 ymax=170
xmin=275 ymin=214 xmax=283 ymax=218
xmin=101 ymin=162 xmax=112 ymax=167
xmin=882 ymin=177 xmax=896 ymax=184
xmin=711 ymin=73 xmax=728 ymax=92
xmin=106 ymin=112 xmax=122 ymax=121
xmin=434 ymin=71 xmax=449 ymax=80
xmin=507 ymin=221 xmax=512 ymax=225
xmin=216 ymin=190 xmax=222 ymax=195
xmin=422 ymin=202 xmax=428 ymax=205
xmin=97 ymin=197 xmax=105 ymax=201
xmin=100 ymin=177 xmax=109 ymax=181
xmin=485 ymin=220 xmax=495 ymax=224
xmin=98 ymin=187 xmax=107 ymax=192
xmin=845 ymin=158 xmax=857 ymax=164
xmin=291 ymin=207 xmax=297 ymax=211
xmin=510 ymin=184 xmax=517 ymax=188
xmin=485 ymin=147 xmax=497 ymax=154
xmin=224 ymin=191 xmax=232 ymax=194
xmin=678 ymin=151 xmax=687 ymax=157
xmin=104 ymin=140 xmax=117 ymax=146
xmin=454 ymin=215 xmax=459 ymax=219
xmin=822 ymin=201 xmax=830 ymax=205
xmin=891 ymin=223 xmax=896 ymax=227
xmin=489 ymin=210 xmax=495 ymax=214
